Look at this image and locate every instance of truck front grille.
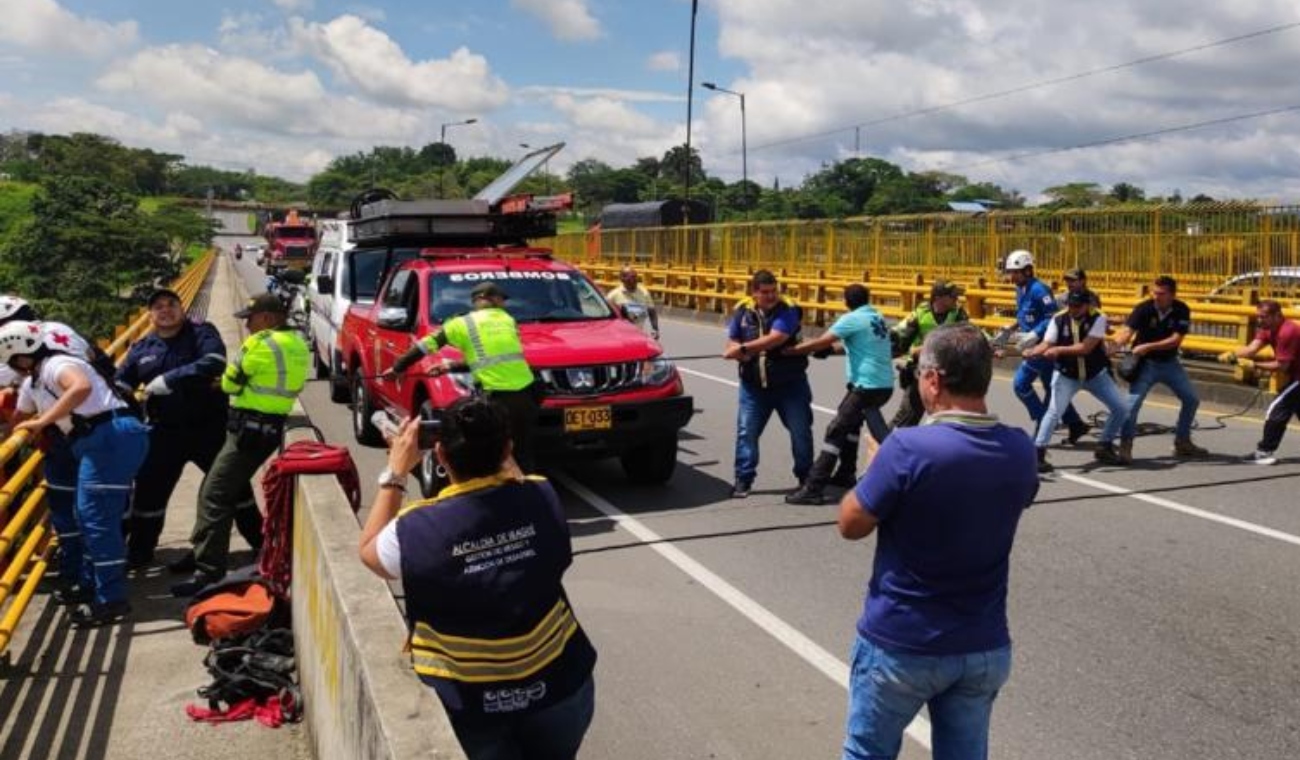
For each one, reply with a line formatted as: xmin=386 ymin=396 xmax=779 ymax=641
xmin=536 ymin=362 xmax=642 ymax=396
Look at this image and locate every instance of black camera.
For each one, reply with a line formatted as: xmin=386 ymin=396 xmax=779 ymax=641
xmin=417 ymin=417 xmax=442 ymax=450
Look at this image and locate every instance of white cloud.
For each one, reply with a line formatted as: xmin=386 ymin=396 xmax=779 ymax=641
xmin=519 ymin=85 xmax=681 ymax=104
xmin=96 ymin=44 xmax=420 ymax=140
xmin=0 ymin=0 xmax=138 ymax=57
xmin=272 ymin=0 xmax=313 ymax=13
xmin=646 ymin=51 xmax=681 ymax=72
xmin=291 ymin=15 xmax=509 ymax=111
xmin=511 ymin=0 xmax=601 ymax=42
xmin=550 ymin=95 xmax=660 ymax=138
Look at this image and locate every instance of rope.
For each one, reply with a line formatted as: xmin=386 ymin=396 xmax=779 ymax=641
xmin=1082 ymin=385 xmax=1265 ymax=437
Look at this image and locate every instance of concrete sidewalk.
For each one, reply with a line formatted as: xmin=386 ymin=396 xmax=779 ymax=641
xmin=0 ymin=254 xmax=309 ymax=760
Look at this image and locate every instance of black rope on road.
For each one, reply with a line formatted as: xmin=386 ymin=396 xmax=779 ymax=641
xmin=1079 ymin=385 xmax=1266 ymax=437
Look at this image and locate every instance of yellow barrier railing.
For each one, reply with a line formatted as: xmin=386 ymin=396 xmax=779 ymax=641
xmin=0 ymin=250 xmax=216 ymax=654
xmin=556 ymin=202 xmax=1300 ymax=301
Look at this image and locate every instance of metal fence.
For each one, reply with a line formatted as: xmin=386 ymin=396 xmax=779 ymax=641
xmin=0 ymin=251 xmax=215 ymax=655
xmin=552 ymin=203 xmax=1300 ymax=300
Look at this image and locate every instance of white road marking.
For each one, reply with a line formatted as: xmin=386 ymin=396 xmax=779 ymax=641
xmin=555 ymin=472 xmax=934 ymax=751
xmin=681 ymin=365 xmax=1300 ymax=549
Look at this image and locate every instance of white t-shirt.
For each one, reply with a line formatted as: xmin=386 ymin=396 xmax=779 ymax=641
xmin=16 ymin=355 xmax=124 ymax=433
xmin=1044 ymin=312 xmax=1108 ymax=344
xmin=377 ymin=521 xmax=402 ymax=577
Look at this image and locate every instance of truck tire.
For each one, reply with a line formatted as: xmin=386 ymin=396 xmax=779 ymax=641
xmin=329 ymin=353 xmax=350 ymax=403
xmin=414 ymin=398 xmax=450 ymax=499
xmin=620 ymin=435 xmax=678 ymax=484
xmin=351 ymin=371 xmax=383 ymax=446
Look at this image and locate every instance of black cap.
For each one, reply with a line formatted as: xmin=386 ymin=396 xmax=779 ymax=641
xmin=470 ymin=282 xmax=509 ymax=301
xmin=147 ymin=288 xmax=182 ymax=307
xmin=1063 ymin=267 xmax=1086 ymax=281
xmin=233 ymin=293 xmax=287 ymax=318
xmin=1066 ymin=289 xmax=1094 ymax=306
xmin=930 ymin=280 xmax=963 ymax=299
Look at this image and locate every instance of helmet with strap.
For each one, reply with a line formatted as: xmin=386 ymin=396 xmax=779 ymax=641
xmin=0 ymin=320 xmax=46 ymax=364
xmin=0 ymin=295 xmax=33 ymax=324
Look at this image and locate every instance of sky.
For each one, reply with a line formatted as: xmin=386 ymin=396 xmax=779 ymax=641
xmin=1 ymin=0 xmax=1299 ymax=203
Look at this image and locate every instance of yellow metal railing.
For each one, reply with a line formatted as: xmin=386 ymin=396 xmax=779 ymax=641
xmin=555 ymin=203 xmax=1300 ymax=300
xmin=0 ymin=250 xmax=215 ymax=654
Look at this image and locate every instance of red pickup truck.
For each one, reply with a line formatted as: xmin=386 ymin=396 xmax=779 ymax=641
xmin=337 ymin=197 xmax=693 ymax=498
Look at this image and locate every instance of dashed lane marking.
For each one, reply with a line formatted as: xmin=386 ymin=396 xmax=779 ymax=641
xmin=555 ymin=471 xmax=934 ymax=751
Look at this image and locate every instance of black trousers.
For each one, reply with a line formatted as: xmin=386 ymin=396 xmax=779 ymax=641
xmin=488 ymin=386 xmax=540 ymax=473
xmin=1259 ymin=380 xmax=1300 ymax=453
xmin=890 ymin=377 xmax=925 ymax=430
xmin=807 ymin=386 xmax=893 ymax=492
xmin=127 ymin=421 xmax=259 ymax=559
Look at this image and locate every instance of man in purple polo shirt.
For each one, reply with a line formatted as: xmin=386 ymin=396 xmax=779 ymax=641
xmin=838 ymin=323 xmax=1039 ymax=760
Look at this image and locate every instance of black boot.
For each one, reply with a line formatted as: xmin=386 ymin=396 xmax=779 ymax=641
xmin=1037 ymin=448 xmax=1055 ymax=474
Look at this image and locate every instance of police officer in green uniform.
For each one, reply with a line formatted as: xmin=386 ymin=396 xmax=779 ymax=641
xmin=889 ymin=280 xmax=969 ymax=429
xmin=172 ymin=293 xmax=310 ymax=596
xmin=387 ymin=281 xmax=539 ymax=472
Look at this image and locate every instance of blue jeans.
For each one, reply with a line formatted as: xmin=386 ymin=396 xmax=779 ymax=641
xmin=1013 ymin=357 xmax=1083 ymax=429
xmin=1122 ymin=359 xmax=1199 ymax=440
xmin=43 ymin=432 xmax=88 ymax=592
xmin=1034 ymin=371 xmax=1128 ymax=448
xmin=843 ymin=635 xmax=1012 ymax=760
xmin=68 ymin=414 xmax=150 ymax=605
xmin=451 ymin=676 xmax=595 ymax=760
xmin=734 ymin=377 xmax=814 ymax=484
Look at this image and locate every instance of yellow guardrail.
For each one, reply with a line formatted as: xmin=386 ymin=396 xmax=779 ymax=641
xmin=556 ymin=202 xmax=1300 ymax=301
xmin=0 ymin=250 xmax=216 ymax=655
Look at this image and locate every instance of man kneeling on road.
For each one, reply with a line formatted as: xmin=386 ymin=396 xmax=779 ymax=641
xmin=838 ymin=323 xmax=1038 ymax=760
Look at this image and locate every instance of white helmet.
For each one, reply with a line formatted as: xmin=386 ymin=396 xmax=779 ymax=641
xmin=0 ymin=295 xmax=31 ymax=323
xmin=0 ymin=320 xmax=46 ymax=365
xmin=1004 ymin=249 xmax=1034 ymax=271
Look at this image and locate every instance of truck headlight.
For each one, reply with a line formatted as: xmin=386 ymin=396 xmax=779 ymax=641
xmin=640 ymin=358 xmax=675 ymax=387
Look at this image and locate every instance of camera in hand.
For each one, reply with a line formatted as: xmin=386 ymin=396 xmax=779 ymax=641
xmin=371 ymin=411 xmax=442 ymax=450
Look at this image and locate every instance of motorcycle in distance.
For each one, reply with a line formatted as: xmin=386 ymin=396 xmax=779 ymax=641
xmin=265 ymin=267 xmax=310 ymax=334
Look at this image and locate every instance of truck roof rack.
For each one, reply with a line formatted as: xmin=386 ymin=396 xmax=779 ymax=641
xmin=348 ymin=143 xmax=569 ymax=247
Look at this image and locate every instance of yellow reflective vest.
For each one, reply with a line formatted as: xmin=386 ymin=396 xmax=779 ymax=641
xmin=222 ymin=328 xmax=310 ymax=415
xmin=421 ymin=307 xmax=533 ymax=392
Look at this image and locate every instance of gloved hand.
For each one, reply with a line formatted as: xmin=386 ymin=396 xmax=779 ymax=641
xmin=811 ymin=347 xmax=834 ymax=360
xmin=1015 ymin=332 xmax=1040 ymax=354
xmin=145 ymin=375 xmax=171 ymax=396
xmin=1216 ymin=350 xmax=1238 ymax=365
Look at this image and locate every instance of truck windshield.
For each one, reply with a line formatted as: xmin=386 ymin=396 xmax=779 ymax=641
xmin=273 ymin=225 xmax=316 ymax=239
xmin=429 ymin=272 xmax=614 ymax=324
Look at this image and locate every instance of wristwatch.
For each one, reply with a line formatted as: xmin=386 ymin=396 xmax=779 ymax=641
xmin=377 ymin=467 xmax=406 ymax=491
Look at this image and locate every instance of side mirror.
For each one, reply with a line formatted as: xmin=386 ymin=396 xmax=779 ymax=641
xmin=377 ymin=307 xmax=410 ymax=330
xmin=316 ymin=274 xmax=334 ymax=294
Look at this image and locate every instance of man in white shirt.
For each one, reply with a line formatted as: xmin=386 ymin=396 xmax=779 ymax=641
xmin=605 ymin=266 xmax=660 ymax=339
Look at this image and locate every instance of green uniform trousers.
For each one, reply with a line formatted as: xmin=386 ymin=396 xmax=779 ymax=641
xmin=191 ymin=430 xmax=276 ymax=577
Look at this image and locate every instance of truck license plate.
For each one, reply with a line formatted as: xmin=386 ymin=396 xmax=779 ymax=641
xmin=563 ymin=406 xmax=612 ymax=432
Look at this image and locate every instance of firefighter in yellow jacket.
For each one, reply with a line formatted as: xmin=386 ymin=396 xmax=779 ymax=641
xmin=172 ymin=293 xmax=310 ymax=597
xmin=387 ymin=281 xmax=539 ymax=472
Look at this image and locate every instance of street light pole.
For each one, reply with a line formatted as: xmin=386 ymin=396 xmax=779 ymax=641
xmin=702 ymin=82 xmax=748 ymax=214
xmin=438 ymin=117 xmax=478 ymax=198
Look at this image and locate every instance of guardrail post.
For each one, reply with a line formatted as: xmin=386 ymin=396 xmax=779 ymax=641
xmin=966 ymin=277 xmax=986 ymax=320
xmin=815 ymin=269 xmax=827 ymax=328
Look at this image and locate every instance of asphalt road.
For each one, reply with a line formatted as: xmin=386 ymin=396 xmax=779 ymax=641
xmin=226 ymin=251 xmax=1299 ymax=759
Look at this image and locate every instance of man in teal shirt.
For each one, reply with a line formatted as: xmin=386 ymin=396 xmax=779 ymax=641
xmin=785 ymin=284 xmax=893 ymax=505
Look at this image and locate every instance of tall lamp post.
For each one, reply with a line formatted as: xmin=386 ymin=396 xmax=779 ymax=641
xmin=438 ymin=117 xmax=478 ymax=197
xmin=519 ymin=143 xmax=552 ymax=194
xmin=701 ymin=82 xmax=747 ymax=213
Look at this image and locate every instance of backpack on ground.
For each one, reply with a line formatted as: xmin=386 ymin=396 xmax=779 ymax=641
xmin=184 ymin=566 xmax=280 ymax=645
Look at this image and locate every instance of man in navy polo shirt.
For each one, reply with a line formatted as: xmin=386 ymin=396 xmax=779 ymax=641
xmin=838 ymin=323 xmax=1038 ymax=760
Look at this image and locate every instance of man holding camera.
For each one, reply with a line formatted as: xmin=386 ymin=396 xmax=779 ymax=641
xmin=387 ymin=281 xmax=539 ymax=473
xmin=359 ymin=398 xmax=597 ymax=759
xmin=172 ymin=293 xmax=310 ymax=597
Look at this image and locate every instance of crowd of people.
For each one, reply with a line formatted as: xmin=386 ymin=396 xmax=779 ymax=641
xmin=0 ymin=286 xmax=309 ymax=626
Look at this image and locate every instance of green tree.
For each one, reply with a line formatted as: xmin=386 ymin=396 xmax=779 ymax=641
xmin=1107 ymin=182 xmax=1147 ymax=204
xmin=660 ymin=145 xmax=706 ymax=188
xmin=1042 ymin=182 xmax=1104 ymax=209
xmin=1 ymin=175 xmax=171 ymax=337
